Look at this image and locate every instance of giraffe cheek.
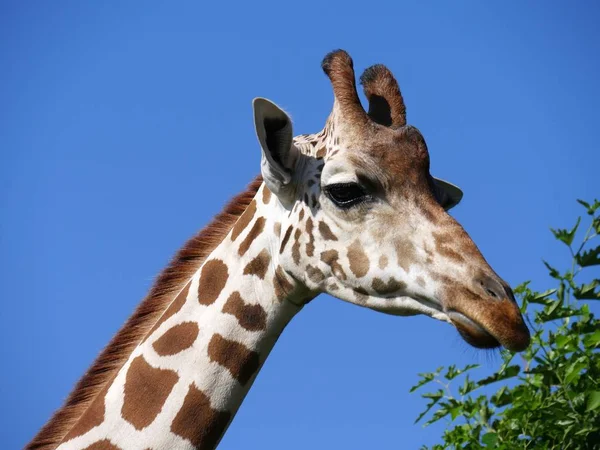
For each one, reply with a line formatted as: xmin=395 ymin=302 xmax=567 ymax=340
xmin=320 ymin=249 xmax=348 ymax=282
xmin=347 ymin=239 xmax=371 ymax=278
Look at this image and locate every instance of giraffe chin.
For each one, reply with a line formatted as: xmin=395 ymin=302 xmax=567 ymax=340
xmin=447 ymin=310 xmax=501 ymax=350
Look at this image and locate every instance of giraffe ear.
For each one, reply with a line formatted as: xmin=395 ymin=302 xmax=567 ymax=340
xmin=253 ymin=98 xmax=299 ymax=200
xmin=433 ymin=178 xmax=463 ymax=210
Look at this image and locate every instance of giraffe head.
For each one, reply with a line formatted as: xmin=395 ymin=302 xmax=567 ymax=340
xmin=253 ymin=50 xmax=529 ymax=352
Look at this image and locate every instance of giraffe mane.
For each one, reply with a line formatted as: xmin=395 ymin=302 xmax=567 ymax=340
xmin=27 ymin=175 xmax=264 ymax=450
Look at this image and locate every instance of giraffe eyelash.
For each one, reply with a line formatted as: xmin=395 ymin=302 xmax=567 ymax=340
xmin=324 ymin=182 xmax=372 ymax=208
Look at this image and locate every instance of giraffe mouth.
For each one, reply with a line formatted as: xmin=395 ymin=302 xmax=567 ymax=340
xmin=447 ymin=309 xmax=501 ymax=349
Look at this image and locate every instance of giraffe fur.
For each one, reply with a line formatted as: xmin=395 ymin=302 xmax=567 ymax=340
xmin=31 ymin=50 xmax=530 ymax=450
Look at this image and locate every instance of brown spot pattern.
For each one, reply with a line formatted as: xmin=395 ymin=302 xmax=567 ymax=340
xmin=321 ymin=250 xmax=347 ymax=280
xmin=82 ymin=440 xmax=121 ymax=450
xmin=243 ymin=249 xmax=271 ymax=279
xmin=280 ymin=225 xmax=293 ymax=254
xmin=347 ymin=240 xmax=370 ymax=278
xmin=299 ymin=209 xmax=305 ymax=221
xmin=440 ymin=247 xmax=465 ymax=263
xmin=416 ymin=276 xmax=426 ymax=287
xmin=305 ymin=217 xmax=315 ymax=257
xmin=292 ymin=229 xmax=301 ymax=265
xmin=152 ymin=321 xmax=199 ymax=356
xmin=231 ymin=200 xmax=257 ymax=241
xmin=262 ymin=186 xmax=271 ymax=204
xmin=222 ymin=292 xmax=267 ymax=331
xmin=372 ymin=278 xmax=407 ymax=295
xmin=171 ymin=384 xmax=231 ymax=450
xmin=318 ymin=221 xmax=338 ymax=241
xmin=273 ymin=222 xmax=281 ymax=237
xmin=122 ymin=356 xmax=179 ymax=430
xmin=394 ymin=240 xmax=416 ymax=272
xmin=238 ymin=217 xmax=266 ymax=256
xmin=316 ymin=146 xmax=326 ymax=158
xmin=208 ymin=334 xmax=259 ymax=386
xmin=306 ymin=265 xmax=325 ymax=283
xmin=198 ymin=259 xmax=229 ymax=305
xmin=378 ymin=255 xmax=388 ymax=269
xmin=433 ymin=231 xmax=466 ymax=263
xmin=63 ymin=384 xmax=109 ymax=441
xmin=27 ymin=177 xmax=264 ymax=450
xmin=274 ymin=267 xmax=294 ymax=300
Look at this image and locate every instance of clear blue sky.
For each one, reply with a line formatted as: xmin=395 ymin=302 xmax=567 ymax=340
xmin=1 ymin=2 xmax=598 ymax=449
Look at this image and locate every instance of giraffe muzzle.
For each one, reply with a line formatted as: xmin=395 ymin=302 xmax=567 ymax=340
xmin=446 ymin=296 xmax=530 ymax=352
xmin=447 ymin=309 xmax=502 ymax=349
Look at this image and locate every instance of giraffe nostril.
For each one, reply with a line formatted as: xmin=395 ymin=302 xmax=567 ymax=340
xmin=485 ymin=287 xmax=498 ymax=298
xmin=478 ymin=276 xmax=505 ymax=301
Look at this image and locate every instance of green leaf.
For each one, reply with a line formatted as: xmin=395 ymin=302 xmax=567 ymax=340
xmin=514 ymin=281 xmax=531 ymax=295
xmin=491 ymin=386 xmax=512 ymax=407
xmin=577 ymin=198 xmax=600 ymax=215
xmin=445 ymin=363 xmax=479 ymax=380
xmin=481 ymin=432 xmax=498 ymax=447
xmin=410 ymin=367 xmax=444 ymax=392
xmin=557 ymin=281 xmax=565 ymax=303
xmin=449 ymin=406 xmax=461 ymax=420
xmin=543 ymin=260 xmax=561 ymax=279
xmin=422 ymin=390 xmax=444 ymax=400
xmin=577 ymin=199 xmax=591 ymax=212
xmin=536 ymin=304 xmax=580 ymax=323
xmin=583 ymin=330 xmax=600 ymax=348
xmin=414 ymin=389 xmax=444 ymax=424
xmin=554 ymin=334 xmax=571 ymax=349
xmin=477 ymin=365 xmax=520 ymax=387
xmin=548 ymin=297 xmax=562 ymax=314
xmin=458 ymin=375 xmax=478 ymax=396
xmin=574 ymin=279 xmax=600 ymax=300
xmin=528 ymin=288 xmax=557 ymax=305
xmin=424 ymin=405 xmax=452 ymax=426
xmin=576 ymin=245 xmax=600 ymax=267
xmin=564 ymin=359 xmax=587 ymax=385
xmin=410 ymin=373 xmax=435 ymax=393
xmin=586 ymin=391 xmax=600 ymax=412
xmin=550 ymin=217 xmax=581 ymax=246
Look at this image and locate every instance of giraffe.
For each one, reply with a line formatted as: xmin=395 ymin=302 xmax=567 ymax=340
xmin=29 ymin=50 xmax=530 ymax=450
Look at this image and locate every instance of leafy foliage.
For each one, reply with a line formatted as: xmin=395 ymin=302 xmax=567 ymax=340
xmin=411 ymin=200 xmax=600 ymax=449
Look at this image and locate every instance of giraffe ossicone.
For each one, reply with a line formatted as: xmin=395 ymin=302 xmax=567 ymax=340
xmin=30 ymin=50 xmax=530 ymax=450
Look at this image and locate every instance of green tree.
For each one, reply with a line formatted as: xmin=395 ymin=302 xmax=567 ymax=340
xmin=411 ymin=200 xmax=600 ymax=449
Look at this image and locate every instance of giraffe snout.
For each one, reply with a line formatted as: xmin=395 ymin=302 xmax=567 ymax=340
xmin=444 ymin=271 xmax=531 ymax=352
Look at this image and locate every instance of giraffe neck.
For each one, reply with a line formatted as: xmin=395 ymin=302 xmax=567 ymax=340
xmin=57 ymin=184 xmax=311 ymax=450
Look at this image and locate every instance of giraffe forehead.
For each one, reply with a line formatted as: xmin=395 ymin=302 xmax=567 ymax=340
xmin=357 ymin=142 xmax=427 ymax=180
xmin=320 ymin=159 xmax=360 ymax=185
xmin=321 ymin=125 xmax=428 ymax=180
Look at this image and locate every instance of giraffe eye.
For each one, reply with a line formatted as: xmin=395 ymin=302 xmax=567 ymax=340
xmin=325 ymin=183 xmax=369 ymax=208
